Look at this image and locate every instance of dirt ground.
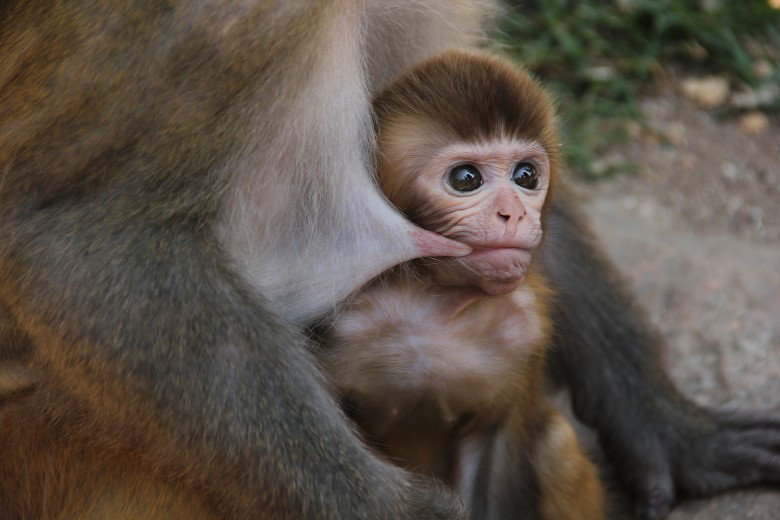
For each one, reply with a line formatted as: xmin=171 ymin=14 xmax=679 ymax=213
xmin=578 ymin=89 xmax=780 ymax=518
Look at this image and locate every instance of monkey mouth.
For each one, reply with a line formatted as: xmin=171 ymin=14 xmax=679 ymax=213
xmin=464 ymin=247 xmax=532 ymax=270
xmin=458 ymin=247 xmax=532 ymax=292
xmin=425 ymin=246 xmax=532 ymax=293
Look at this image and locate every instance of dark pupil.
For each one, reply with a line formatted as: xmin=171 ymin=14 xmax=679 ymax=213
xmin=512 ymin=163 xmax=538 ymax=189
xmin=448 ymin=165 xmax=482 ymax=192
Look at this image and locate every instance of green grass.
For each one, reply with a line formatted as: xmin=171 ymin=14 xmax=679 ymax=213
xmin=495 ymin=0 xmax=780 ymax=177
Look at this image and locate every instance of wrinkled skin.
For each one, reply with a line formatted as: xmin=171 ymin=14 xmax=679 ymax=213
xmin=386 ymin=136 xmax=551 ymax=295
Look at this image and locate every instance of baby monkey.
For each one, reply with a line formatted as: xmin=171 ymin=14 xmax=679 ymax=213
xmin=319 ymin=51 xmax=604 ymax=520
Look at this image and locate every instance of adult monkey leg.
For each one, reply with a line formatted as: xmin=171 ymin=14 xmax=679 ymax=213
xmin=542 ymin=186 xmax=780 ymax=519
xmin=0 ymin=1 xmax=483 ymax=518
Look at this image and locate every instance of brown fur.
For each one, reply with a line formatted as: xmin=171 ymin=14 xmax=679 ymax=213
xmin=0 ymin=392 xmax=215 ymax=520
xmin=533 ymin=412 xmax=605 ymax=520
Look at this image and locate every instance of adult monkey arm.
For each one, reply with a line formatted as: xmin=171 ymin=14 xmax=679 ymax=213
xmin=542 ymin=186 xmax=780 ymax=519
xmin=0 ymin=1 xmax=473 ymax=518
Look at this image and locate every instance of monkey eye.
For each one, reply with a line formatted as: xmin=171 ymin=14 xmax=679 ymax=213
xmin=512 ymin=162 xmax=538 ymax=190
xmin=447 ymin=164 xmax=483 ymax=192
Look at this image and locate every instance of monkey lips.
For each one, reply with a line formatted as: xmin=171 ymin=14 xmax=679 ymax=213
xmin=430 ymin=246 xmax=534 ymax=295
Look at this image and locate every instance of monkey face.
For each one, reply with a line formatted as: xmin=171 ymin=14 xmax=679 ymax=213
xmin=382 ymin=136 xmax=551 ymax=295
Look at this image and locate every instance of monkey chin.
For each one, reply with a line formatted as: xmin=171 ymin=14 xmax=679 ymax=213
xmin=463 ymin=247 xmax=532 ymax=295
xmin=429 ymin=248 xmax=531 ymax=295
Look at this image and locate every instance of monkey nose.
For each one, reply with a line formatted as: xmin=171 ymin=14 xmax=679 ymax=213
xmin=496 ymin=189 xmax=526 ymax=224
xmin=497 ymin=207 xmax=524 ymax=223
xmin=496 ymin=205 xmax=525 ymax=238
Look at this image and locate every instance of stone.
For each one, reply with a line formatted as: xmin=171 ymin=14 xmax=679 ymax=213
xmin=681 ymin=76 xmax=730 ymax=109
xmin=739 ymin=111 xmax=770 ymax=135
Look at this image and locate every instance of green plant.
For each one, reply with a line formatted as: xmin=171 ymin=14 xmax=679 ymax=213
xmin=496 ymin=0 xmax=780 ymax=177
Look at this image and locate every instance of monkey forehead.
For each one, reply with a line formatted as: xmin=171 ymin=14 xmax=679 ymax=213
xmin=380 ymin=123 xmax=551 ymax=176
xmin=426 ymin=139 xmax=551 ymax=172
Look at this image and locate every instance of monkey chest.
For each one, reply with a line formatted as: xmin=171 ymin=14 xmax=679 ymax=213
xmin=321 ymin=284 xmax=546 ymax=427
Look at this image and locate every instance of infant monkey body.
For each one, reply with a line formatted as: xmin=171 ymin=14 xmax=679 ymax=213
xmin=319 ymin=51 xmax=604 ymax=519
xmin=322 ymin=265 xmax=551 ymax=476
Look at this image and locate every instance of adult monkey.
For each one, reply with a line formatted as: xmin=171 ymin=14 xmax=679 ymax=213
xmin=0 ymin=1 xmax=778 ymax=519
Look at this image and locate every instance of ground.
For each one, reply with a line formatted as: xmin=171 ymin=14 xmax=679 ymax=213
xmin=578 ymin=89 xmax=780 ymax=518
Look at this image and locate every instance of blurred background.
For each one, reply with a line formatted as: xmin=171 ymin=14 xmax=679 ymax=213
xmin=498 ymin=1 xmax=780 ymax=518
xmin=498 ymin=0 xmax=779 ymax=178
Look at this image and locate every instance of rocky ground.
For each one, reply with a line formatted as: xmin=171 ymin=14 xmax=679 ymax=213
xmin=578 ymin=88 xmax=780 ymax=518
